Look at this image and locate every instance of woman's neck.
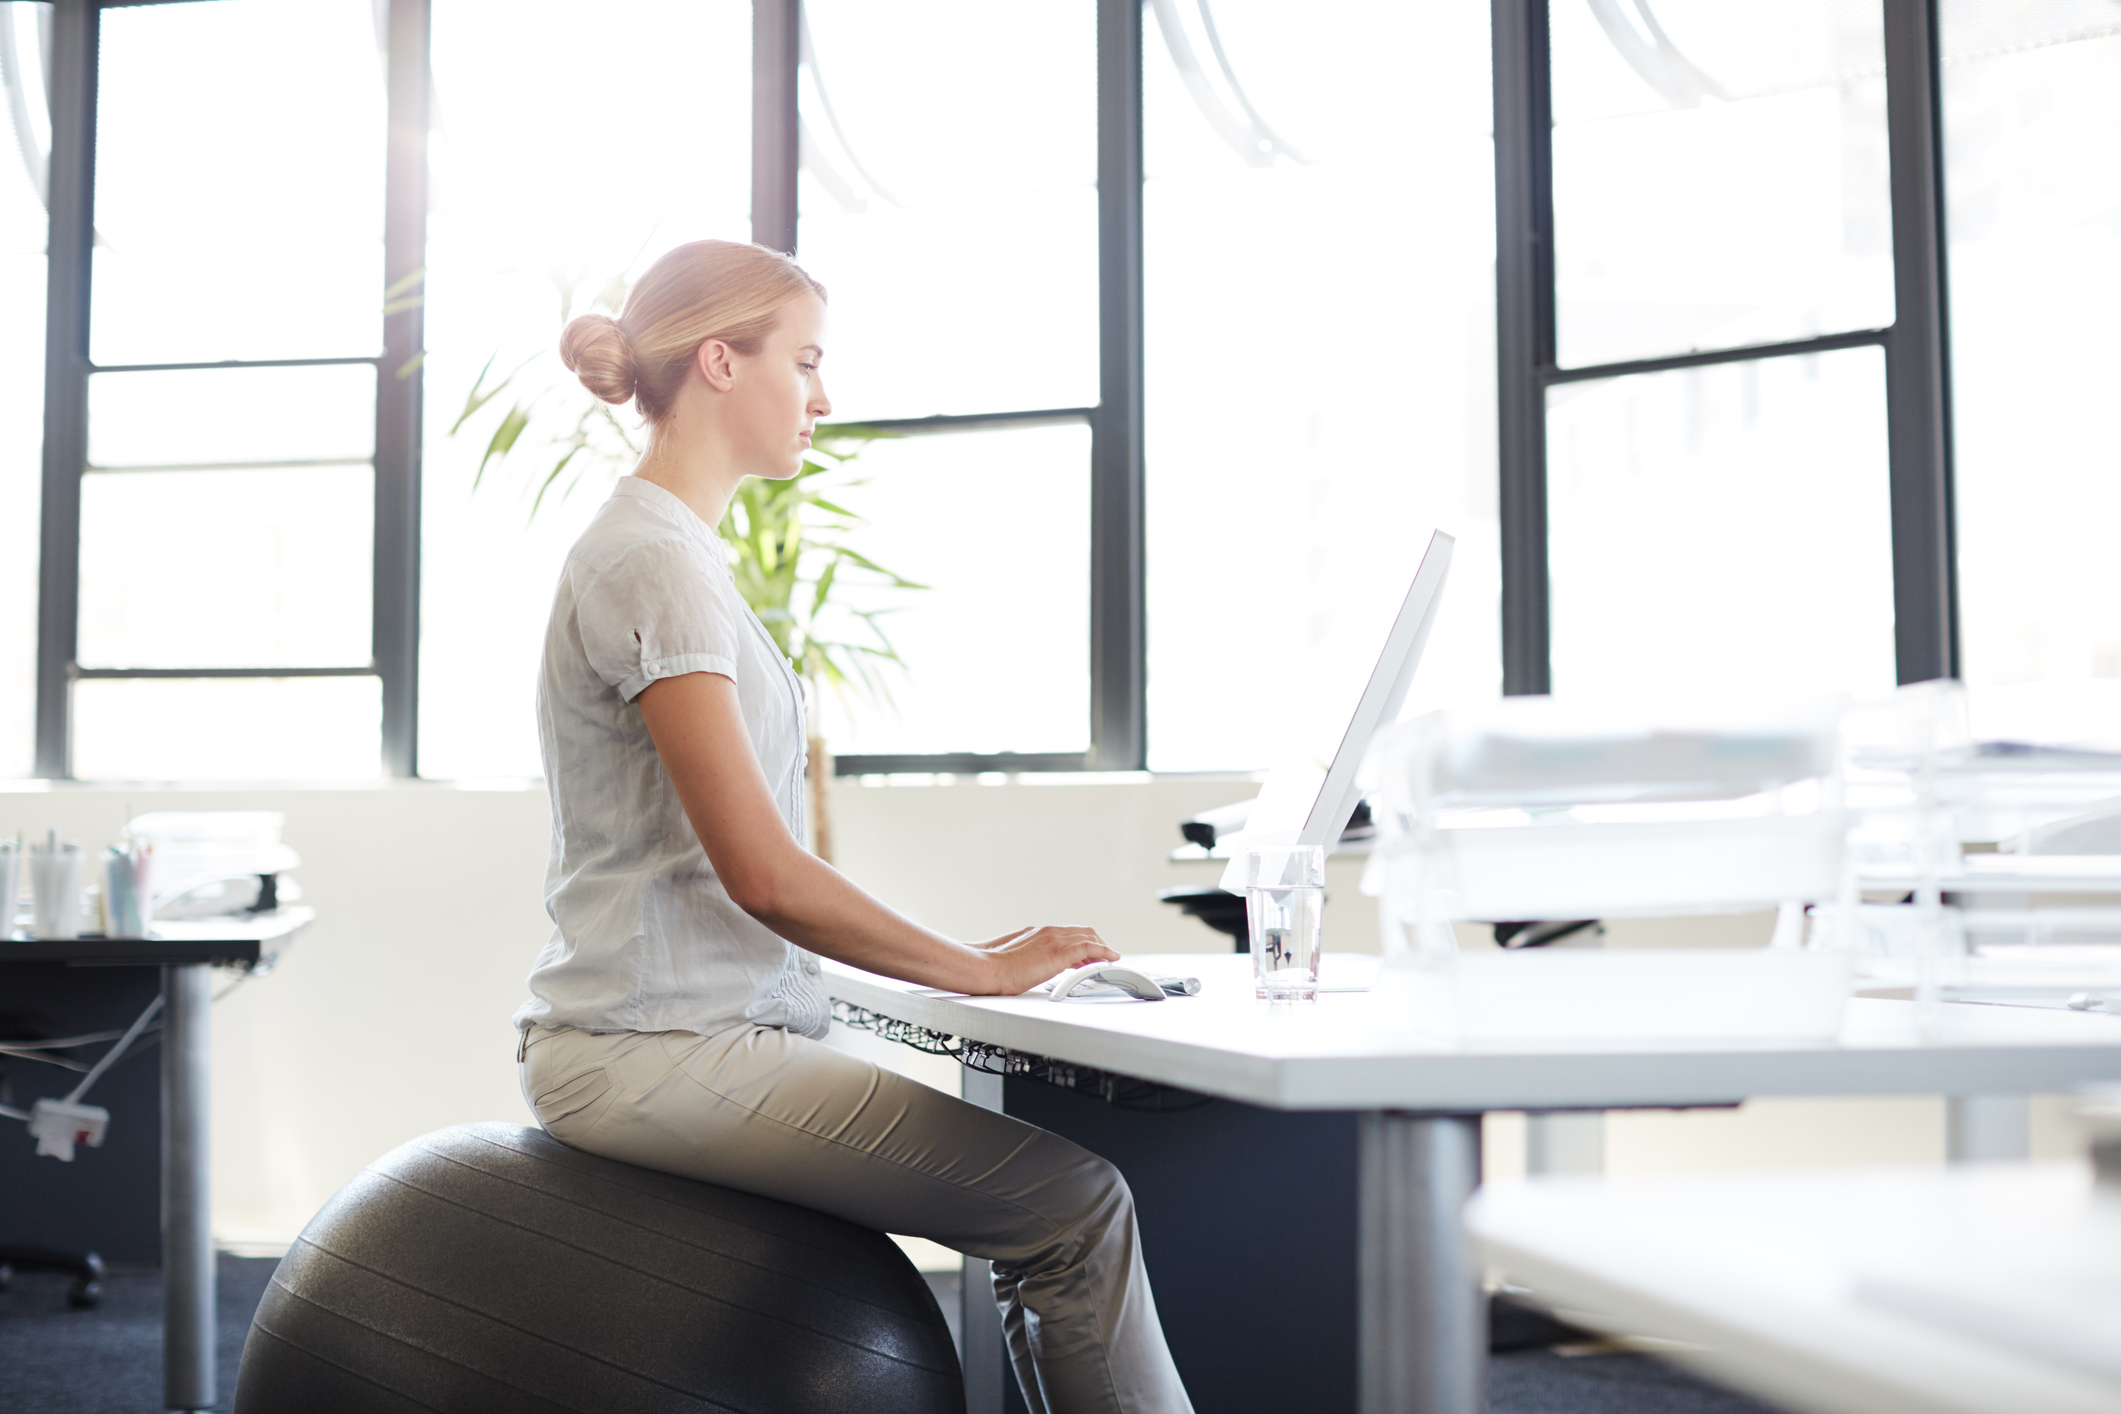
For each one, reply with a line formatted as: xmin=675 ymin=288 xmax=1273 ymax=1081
xmin=630 ymin=411 xmax=744 ymax=529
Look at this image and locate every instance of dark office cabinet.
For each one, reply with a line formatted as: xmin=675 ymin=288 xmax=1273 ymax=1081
xmin=0 ymin=964 xmax=165 ymax=1264
xmin=999 ymin=1078 xmax=1360 ymax=1414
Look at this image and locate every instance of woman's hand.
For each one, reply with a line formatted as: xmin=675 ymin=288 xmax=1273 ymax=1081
xmin=966 ymin=925 xmax=1119 ymax=997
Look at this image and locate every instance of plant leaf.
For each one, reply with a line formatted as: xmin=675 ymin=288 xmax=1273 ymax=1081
xmin=529 ymin=437 xmax=587 ymax=521
xmin=831 ymin=546 xmax=927 ymax=588
xmin=474 ymin=403 xmax=533 ymax=489
xmin=449 ymin=355 xmax=500 ymax=435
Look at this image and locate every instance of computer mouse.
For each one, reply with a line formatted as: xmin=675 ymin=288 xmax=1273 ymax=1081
xmin=1049 ymin=964 xmax=1169 ymax=1003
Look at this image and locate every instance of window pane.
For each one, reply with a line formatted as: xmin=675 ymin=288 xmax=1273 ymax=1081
xmin=92 ymin=0 xmax=385 ymax=364
xmin=72 ymin=677 xmax=381 ymax=781
xmin=1143 ymin=0 xmax=1501 ymax=772
xmin=89 ymin=364 xmax=375 ymax=468
xmin=419 ymin=0 xmax=752 ymax=779
xmin=79 ymin=467 xmax=373 ymax=669
xmin=796 ymin=0 xmax=1097 ymax=420
xmin=1550 ymin=0 xmax=1892 ymax=369
xmin=1944 ymin=5 xmax=2121 ymax=690
xmin=0 ymin=3 xmax=47 ymax=775
xmin=817 ymin=423 xmax=1090 ymax=757
xmin=1547 ymin=347 xmax=1896 ymax=700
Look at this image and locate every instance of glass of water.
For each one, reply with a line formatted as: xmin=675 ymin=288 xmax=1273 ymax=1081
xmin=1241 ymin=845 xmax=1326 ymax=1001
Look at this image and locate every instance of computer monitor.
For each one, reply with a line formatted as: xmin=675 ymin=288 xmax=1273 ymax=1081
xmin=1219 ymin=528 xmax=1454 ymax=890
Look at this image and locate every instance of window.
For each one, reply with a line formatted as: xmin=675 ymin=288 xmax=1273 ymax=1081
xmin=796 ymin=0 xmax=1100 ymax=767
xmin=1500 ymin=0 xmax=1950 ymax=701
xmin=794 ymin=0 xmax=1098 ymax=421
xmin=1548 ymin=0 xmax=1892 ymax=369
xmin=1141 ymin=0 xmax=1501 ymax=772
xmin=90 ymin=0 xmax=384 ymax=366
xmin=67 ymin=0 xmax=389 ymax=779
xmin=0 ymin=2 xmax=48 ymax=777
xmin=418 ymin=0 xmax=752 ymax=779
xmin=1546 ymin=348 xmax=1896 ymax=700
xmin=27 ymin=0 xmax=2083 ymax=780
xmin=1943 ymin=2 xmax=2121 ymax=704
xmin=1544 ymin=0 xmax=1897 ymax=701
xmin=814 ymin=422 xmax=1092 ymax=758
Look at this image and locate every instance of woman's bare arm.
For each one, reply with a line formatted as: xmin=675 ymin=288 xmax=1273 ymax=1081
xmin=637 ymin=671 xmax=1117 ymax=995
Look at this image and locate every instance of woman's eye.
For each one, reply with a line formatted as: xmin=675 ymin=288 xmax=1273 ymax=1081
xmin=798 ymin=363 xmax=817 ymax=374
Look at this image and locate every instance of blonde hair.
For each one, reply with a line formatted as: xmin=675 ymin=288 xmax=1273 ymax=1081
xmin=558 ymin=240 xmax=825 ymax=423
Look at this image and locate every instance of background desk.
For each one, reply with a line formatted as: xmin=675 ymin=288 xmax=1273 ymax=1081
xmin=0 ymin=909 xmax=311 ymax=1413
xmin=1470 ymin=1161 xmax=2121 ymax=1414
xmin=825 ymin=953 xmax=2121 ymax=1414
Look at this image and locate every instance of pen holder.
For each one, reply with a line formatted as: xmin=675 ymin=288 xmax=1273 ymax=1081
xmin=0 ymin=841 xmax=17 ymax=938
xmin=103 ymin=842 xmax=153 ymax=938
xmin=29 ymin=840 xmax=83 ymax=940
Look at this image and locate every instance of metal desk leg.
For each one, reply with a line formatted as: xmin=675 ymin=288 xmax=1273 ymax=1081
xmin=960 ymin=1067 xmax=1007 ymax=1414
xmin=961 ymin=1256 xmax=1006 ymax=1414
xmin=1947 ymin=1094 xmax=2030 ymax=1162
xmin=163 ymin=964 xmax=215 ymax=1412
xmin=1360 ymin=1112 xmax=1484 ymax=1414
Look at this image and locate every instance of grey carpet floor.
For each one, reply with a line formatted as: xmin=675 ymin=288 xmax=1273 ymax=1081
xmin=1 ymin=1255 xmax=271 ymax=1414
xmin=0 ymin=1256 xmax=1789 ymax=1413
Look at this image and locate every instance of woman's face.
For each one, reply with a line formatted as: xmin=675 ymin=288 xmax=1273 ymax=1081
xmin=726 ymin=293 xmax=831 ymax=480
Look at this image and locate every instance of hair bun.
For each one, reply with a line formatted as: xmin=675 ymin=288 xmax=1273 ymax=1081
xmin=559 ymin=313 xmax=638 ymax=405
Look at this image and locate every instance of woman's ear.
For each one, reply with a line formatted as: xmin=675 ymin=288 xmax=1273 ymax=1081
xmin=694 ymin=338 xmax=738 ymax=392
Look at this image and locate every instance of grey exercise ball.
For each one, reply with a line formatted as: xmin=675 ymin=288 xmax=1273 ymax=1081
xmin=234 ymin=1122 xmax=963 ymax=1414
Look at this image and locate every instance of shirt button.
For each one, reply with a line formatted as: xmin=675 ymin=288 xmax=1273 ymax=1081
xmin=803 ymin=959 xmax=820 ymax=976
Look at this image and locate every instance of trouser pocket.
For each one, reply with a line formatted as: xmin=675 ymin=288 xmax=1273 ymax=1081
xmin=531 ymin=1066 xmax=616 ymax=1145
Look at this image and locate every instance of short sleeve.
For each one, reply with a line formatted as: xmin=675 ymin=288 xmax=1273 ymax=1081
xmin=573 ymin=537 xmax=745 ymax=702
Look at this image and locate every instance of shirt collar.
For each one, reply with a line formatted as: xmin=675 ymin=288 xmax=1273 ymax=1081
xmin=610 ymin=476 xmax=723 ymax=555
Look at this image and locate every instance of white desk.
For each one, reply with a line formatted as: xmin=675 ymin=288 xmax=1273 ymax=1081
xmin=825 ymin=953 xmax=2121 ymax=1414
xmin=1469 ymin=1162 xmax=2121 ymax=1414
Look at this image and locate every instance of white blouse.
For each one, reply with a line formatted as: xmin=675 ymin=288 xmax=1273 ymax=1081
xmin=514 ymin=476 xmax=830 ymax=1040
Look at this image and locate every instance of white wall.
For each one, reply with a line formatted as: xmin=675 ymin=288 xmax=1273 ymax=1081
xmin=0 ymin=774 xmax=2081 ymax=1253
xmin=1 ymin=781 xmax=554 ymax=1250
xmin=829 ymin=770 xmax=1344 ymax=952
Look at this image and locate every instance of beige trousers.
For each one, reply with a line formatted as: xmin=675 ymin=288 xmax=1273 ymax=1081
xmin=520 ymin=1023 xmax=1195 ymax=1414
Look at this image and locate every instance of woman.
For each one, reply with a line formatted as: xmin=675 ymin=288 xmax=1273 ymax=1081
xmin=514 ymin=239 xmax=1195 ymax=1414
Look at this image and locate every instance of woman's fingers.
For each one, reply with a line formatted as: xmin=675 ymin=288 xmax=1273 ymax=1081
xmin=1037 ymin=929 xmax=1119 ymax=980
xmin=1029 ymin=926 xmax=1111 ymax=957
xmin=967 ymin=924 xmax=1119 ymax=993
xmin=1071 ymin=934 xmax=1120 ymax=965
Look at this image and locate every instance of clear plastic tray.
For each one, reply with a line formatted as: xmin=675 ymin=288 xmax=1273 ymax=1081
xmin=1367 ymin=810 xmax=1846 ymax=921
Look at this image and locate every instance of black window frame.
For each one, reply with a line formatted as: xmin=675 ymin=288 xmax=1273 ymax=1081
xmin=1492 ymin=0 xmax=1958 ymax=697
xmin=762 ymin=0 xmax=1143 ymax=777
xmin=32 ymin=0 xmax=429 ymax=779
xmin=28 ymin=0 xmax=1960 ymax=780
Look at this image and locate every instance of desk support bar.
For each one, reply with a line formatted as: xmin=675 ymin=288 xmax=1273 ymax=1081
xmin=1946 ymin=1093 xmax=2031 ymax=1163
xmin=1525 ymin=1111 xmax=1605 ymax=1176
xmin=162 ymin=964 xmax=214 ymax=1412
xmin=959 ymin=1067 xmax=1008 ymax=1414
xmin=1360 ymin=1113 xmax=1484 ymax=1414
